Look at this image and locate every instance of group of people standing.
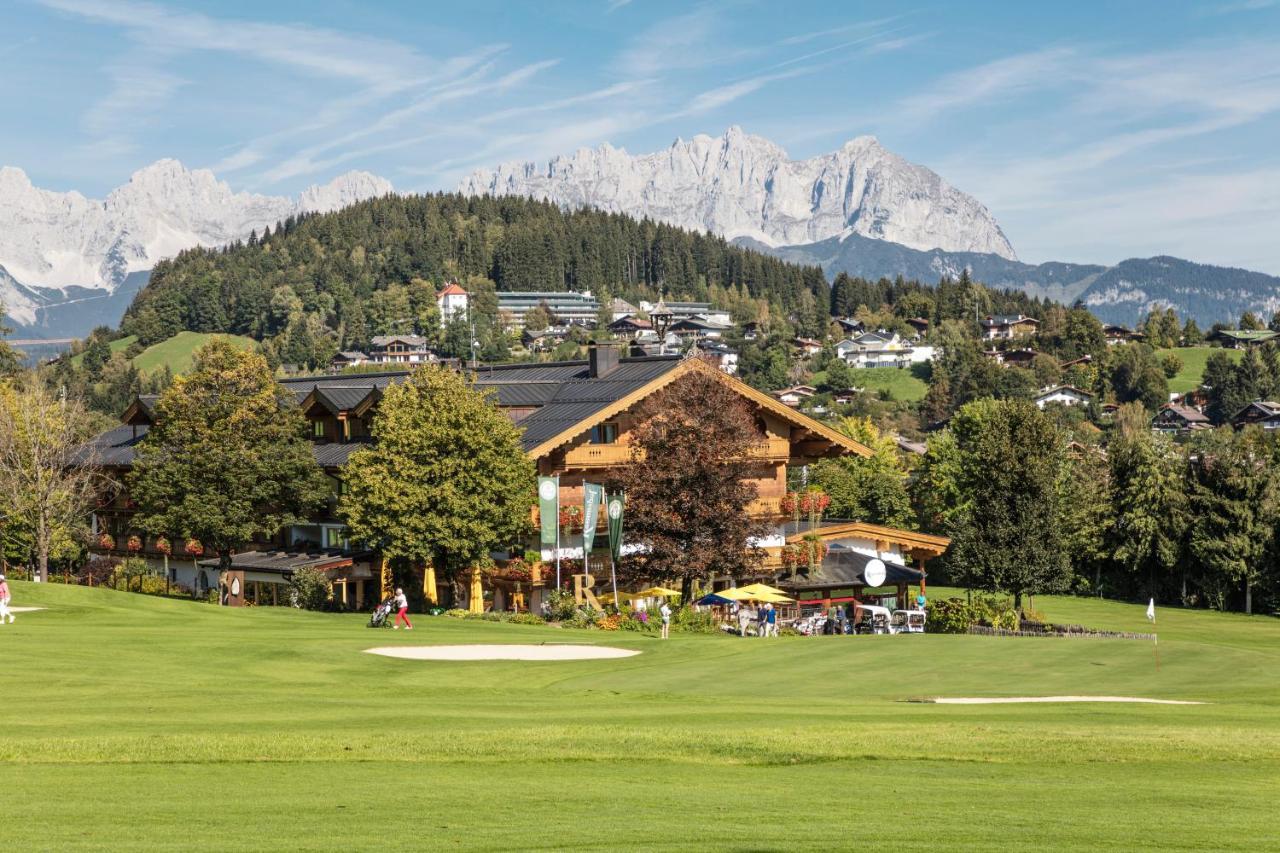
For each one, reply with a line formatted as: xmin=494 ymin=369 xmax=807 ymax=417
xmin=732 ymin=601 xmax=777 ymax=637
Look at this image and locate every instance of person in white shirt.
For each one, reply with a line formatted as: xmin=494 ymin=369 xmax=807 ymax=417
xmin=392 ymin=587 xmax=412 ymax=630
xmin=659 ymin=601 xmax=672 ymax=639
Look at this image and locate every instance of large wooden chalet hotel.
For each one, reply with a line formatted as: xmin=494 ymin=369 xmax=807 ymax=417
xmin=87 ymin=345 xmax=947 ymax=610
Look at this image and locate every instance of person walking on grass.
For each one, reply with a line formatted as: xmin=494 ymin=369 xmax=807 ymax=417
xmin=757 ymin=602 xmax=768 ymax=638
xmin=659 ymin=600 xmax=672 ymax=639
xmin=0 ymin=574 xmax=12 ymax=625
xmin=766 ymin=601 xmax=778 ymax=637
xmin=392 ymin=587 xmax=412 ymax=630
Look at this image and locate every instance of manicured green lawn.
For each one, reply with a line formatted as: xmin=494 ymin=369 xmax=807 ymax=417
xmin=3 ymin=582 xmax=1277 ymax=850
xmin=1157 ymin=346 xmax=1241 ymax=394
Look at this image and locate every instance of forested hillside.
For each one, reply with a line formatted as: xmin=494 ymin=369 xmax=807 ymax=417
xmin=120 ymin=193 xmax=831 ymax=365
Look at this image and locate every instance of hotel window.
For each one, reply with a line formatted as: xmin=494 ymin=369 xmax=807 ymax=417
xmin=312 ymin=420 xmax=325 ymax=439
xmin=324 ymin=527 xmax=349 ymax=550
xmin=589 ymin=422 xmax=619 ymax=445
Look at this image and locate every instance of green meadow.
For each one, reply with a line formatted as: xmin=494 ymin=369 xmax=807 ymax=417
xmin=1156 ymin=346 xmax=1242 ymax=394
xmin=2 ymin=582 xmax=1277 ymax=851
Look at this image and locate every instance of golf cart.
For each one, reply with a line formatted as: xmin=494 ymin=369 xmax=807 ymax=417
xmin=891 ymin=609 xmax=927 ymax=634
xmin=853 ymin=604 xmax=892 ymax=635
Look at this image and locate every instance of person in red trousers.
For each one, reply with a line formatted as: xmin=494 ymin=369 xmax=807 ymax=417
xmin=393 ymin=587 xmax=412 ymax=630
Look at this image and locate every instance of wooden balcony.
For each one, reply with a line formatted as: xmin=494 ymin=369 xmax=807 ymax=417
xmin=561 ymin=436 xmax=791 ymax=469
xmin=562 ymin=443 xmax=634 ymax=468
xmin=747 ymin=496 xmax=786 ymax=518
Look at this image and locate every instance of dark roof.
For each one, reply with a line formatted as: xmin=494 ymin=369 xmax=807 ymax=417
xmin=983 ymin=314 xmax=1038 ymax=327
xmin=1158 ymin=404 xmax=1210 ymax=424
xmin=308 ymin=385 xmax=377 ymax=414
xmin=779 ymin=545 xmax=924 ymax=592
xmin=313 ymin=442 xmax=370 ymax=467
xmin=90 ymin=355 xmax=687 ymax=465
xmin=80 ymin=424 xmax=149 ymax=467
xmin=196 ymin=550 xmax=360 ymax=574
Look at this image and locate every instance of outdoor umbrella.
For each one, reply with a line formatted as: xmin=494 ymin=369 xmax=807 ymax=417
xmin=695 ymin=592 xmax=736 ymax=606
xmin=634 ymin=586 xmax=683 ymax=598
xmin=732 ymin=582 xmax=791 ymax=599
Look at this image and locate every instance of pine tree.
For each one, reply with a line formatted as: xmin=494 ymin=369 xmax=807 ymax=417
xmin=1107 ymin=404 xmax=1187 ymax=601
xmin=945 ymin=399 xmax=1072 ymax=609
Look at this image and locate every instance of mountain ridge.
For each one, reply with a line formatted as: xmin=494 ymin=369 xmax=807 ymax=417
xmin=750 ymin=233 xmax=1280 ymax=327
xmin=460 ymin=126 xmax=1018 ymax=259
xmin=0 ymin=161 xmax=392 ymax=334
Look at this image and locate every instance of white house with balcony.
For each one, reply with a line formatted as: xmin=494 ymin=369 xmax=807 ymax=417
xmin=835 ymin=332 xmax=928 ymax=369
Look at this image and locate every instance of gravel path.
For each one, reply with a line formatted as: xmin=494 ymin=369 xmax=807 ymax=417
xmin=365 ymin=644 xmax=640 ymax=661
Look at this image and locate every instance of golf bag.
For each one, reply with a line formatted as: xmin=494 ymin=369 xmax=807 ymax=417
xmin=368 ymin=597 xmax=395 ymax=628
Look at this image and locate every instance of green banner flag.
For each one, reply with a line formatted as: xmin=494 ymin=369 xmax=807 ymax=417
xmin=606 ymin=492 xmax=625 ymax=562
xmin=582 ymin=482 xmax=604 ymax=558
xmin=538 ymin=476 xmax=559 ymax=552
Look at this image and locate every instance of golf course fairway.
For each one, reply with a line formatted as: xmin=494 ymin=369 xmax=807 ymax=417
xmin=2 ymin=581 xmax=1277 ymax=851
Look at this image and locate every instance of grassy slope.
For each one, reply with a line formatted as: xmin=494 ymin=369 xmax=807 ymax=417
xmin=130 ymin=330 xmax=257 ymax=375
xmin=811 ymin=366 xmax=929 ymax=402
xmin=2 ymin=582 xmax=1277 ymax=851
xmin=68 ymin=331 xmax=257 ymax=376
xmin=68 ymin=335 xmax=136 ymax=369
xmin=1157 ymin=346 xmax=1242 ymax=394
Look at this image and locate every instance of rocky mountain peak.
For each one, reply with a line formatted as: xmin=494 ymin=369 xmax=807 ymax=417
xmin=459 ymin=127 xmax=1017 ymax=259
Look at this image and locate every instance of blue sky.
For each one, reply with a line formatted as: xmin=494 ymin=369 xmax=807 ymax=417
xmin=3 ymin=0 xmax=1280 ymax=272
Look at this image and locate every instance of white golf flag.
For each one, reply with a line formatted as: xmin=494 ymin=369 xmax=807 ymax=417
xmin=1146 ymin=598 xmax=1156 ymax=622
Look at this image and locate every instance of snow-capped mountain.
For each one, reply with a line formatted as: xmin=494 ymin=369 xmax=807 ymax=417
xmin=460 ymin=126 xmax=1017 ymax=260
xmin=0 ymin=161 xmax=392 ymax=329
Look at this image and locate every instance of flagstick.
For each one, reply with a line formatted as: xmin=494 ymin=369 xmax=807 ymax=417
xmin=610 ymin=551 xmax=619 ymax=608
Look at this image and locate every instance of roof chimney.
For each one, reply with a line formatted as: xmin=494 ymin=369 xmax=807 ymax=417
xmin=588 ymin=340 xmax=620 ymax=378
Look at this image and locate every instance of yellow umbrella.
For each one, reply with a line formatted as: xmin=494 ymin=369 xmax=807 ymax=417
xmin=634 ymin=586 xmax=683 ymax=598
xmin=716 ymin=587 xmax=755 ymax=601
xmin=733 ymin=582 xmax=790 ymax=599
xmin=597 ymin=591 xmax=637 ymax=604
xmin=468 ymin=568 xmax=484 ymax=614
xmin=423 ymin=565 xmax=438 ymax=606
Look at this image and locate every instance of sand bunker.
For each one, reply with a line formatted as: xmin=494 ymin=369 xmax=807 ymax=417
xmin=916 ymin=696 xmax=1204 ymax=705
xmin=7 ymin=607 xmax=45 ymax=613
xmin=365 ymin=644 xmax=640 ymax=661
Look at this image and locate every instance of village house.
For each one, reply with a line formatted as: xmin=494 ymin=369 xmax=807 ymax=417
xmin=792 ymin=337 xmax=824 ymax=357
xmin=981 ymin=314 xmax=1039 ymax=340
xmin=835 ymin=332 xmax=927 ymax=369
xmin=1103 ymin=324 xmax=1145 ymax=346
xmin=771 ymin=385 xmax=817 ymax=408
xmin=670 ymin=317 xmax=731 ymax=342
xmin=1211 ymin=329 xmax=1280 ymax=349
xmin=834 ymin=317 xmax=865 ymax=336
xmin=1231 ymin=401 xmax=1280 ymax=430
xmin=694 ymin=341 xmax=739 ymax=375
xmin=84 ymin=348 xmax=944 ymax=610
xmin=1151 ymin=404 xmax=1212 ymax=434
xmin=1034 ymin=385 xmax=1094 ymax=409
xmin=329 ymin=350 xmax=370 ymax=371
xmin=436 ymin=282 xmax=469 ymax=322
xmin=905 ymin=317 xmax=930 ymax=338
xmin=368 ymin=335 xmax=437 ymax=365
xmin=606 ymin=315 xmax=652 ymax=338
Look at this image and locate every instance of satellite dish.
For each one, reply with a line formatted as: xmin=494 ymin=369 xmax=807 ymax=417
xmin=863 ymin=559 xmax=886 ymax=588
